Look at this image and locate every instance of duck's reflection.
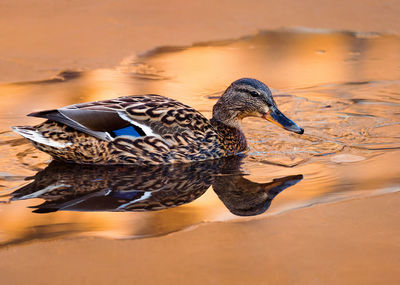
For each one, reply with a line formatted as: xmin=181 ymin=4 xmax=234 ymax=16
xmin=11 ymin=157 xmax=302 ymax=217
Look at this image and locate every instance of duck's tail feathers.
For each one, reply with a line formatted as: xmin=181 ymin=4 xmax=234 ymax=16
xmin=11 ymin=126 xmax=71 ymax=148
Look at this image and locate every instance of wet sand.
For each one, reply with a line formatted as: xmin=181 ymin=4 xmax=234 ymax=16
xmin=1 ymin=1 xmax=400 ymax=284
xmin=1 ymin=193 xmax=399 ymax=284
xmin=2 ymin=0 xmax=400 ymax=82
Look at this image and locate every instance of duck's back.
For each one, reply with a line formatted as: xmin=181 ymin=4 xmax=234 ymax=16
xmin=12 ymin=95 xmax=226 ymax=165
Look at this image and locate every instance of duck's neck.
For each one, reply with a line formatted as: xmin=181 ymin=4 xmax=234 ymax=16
xmin=211 ymin=100 xmax=247 ymax=153
xmin=212 ymin=101 xmax=242 ymax=129
xmin=210 ymin=117 xmax=247 ymax=154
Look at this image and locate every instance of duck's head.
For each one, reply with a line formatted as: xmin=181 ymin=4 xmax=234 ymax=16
xmin=212 ymin=78 xmax=304 ymax=134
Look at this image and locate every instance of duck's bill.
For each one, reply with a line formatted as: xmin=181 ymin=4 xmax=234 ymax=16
xmin=263 ymin=107 xmax=304 ymax=134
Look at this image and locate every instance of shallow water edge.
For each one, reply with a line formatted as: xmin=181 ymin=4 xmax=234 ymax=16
xmin=0 ymin=29 xmax=399 ymax=246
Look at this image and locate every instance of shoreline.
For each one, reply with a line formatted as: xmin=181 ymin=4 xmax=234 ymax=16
xmin=1 ymin=192 xmax=399 ymax=284
xmin=2 ymin=0 xmax=400 ymax=83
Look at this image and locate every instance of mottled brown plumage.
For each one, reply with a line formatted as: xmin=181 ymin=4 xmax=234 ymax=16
xmin=12 ymin=78 xmax=303 ymax=165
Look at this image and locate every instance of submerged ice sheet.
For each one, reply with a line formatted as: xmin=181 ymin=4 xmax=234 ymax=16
xmin=0 ymin=30 xmax=399 ymax=246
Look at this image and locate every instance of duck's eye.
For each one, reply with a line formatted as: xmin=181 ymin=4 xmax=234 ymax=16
xmin=248 ymin=90 xmax=259 ymax=97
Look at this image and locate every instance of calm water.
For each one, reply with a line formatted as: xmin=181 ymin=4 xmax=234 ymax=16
xmin=0 ymin=29 xmax=399 ymax=246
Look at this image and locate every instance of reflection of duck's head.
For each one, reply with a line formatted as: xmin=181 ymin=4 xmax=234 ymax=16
xmin=213 ymin=174 xmax=303 ymax=216
xmin=213 ymin=78 xmax=304 ymax=134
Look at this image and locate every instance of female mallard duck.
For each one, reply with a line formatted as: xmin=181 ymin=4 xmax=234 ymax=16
xmin=12 ymin=78 xmax=303 ymax=165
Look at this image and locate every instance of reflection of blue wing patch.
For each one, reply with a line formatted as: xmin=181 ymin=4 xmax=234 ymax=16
xmin=113 ymin=191 xmax=141 ymax=200
xmin=111 ymin=126 xmax=145 ymax=137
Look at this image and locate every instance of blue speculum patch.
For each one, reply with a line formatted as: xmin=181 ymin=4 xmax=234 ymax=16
xmin=112 ymin=126 xmax=143 ymax=137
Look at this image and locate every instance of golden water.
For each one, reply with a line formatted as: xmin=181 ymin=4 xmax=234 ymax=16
xmin=0 ymin=30 xmax=399 ymax=246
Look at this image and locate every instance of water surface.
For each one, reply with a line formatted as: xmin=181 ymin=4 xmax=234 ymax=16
xmin=0 ymin=29 xmax=399 ymax=246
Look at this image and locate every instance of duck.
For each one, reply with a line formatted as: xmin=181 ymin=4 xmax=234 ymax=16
xmin=12 ymin=78 xmax=304 ymax=165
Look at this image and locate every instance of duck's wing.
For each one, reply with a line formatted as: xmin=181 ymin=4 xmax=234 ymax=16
xmin=28 ymin=95 xmax=212 ymax=142
xmin=29 ymin=107 xmax=128 ymax=141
